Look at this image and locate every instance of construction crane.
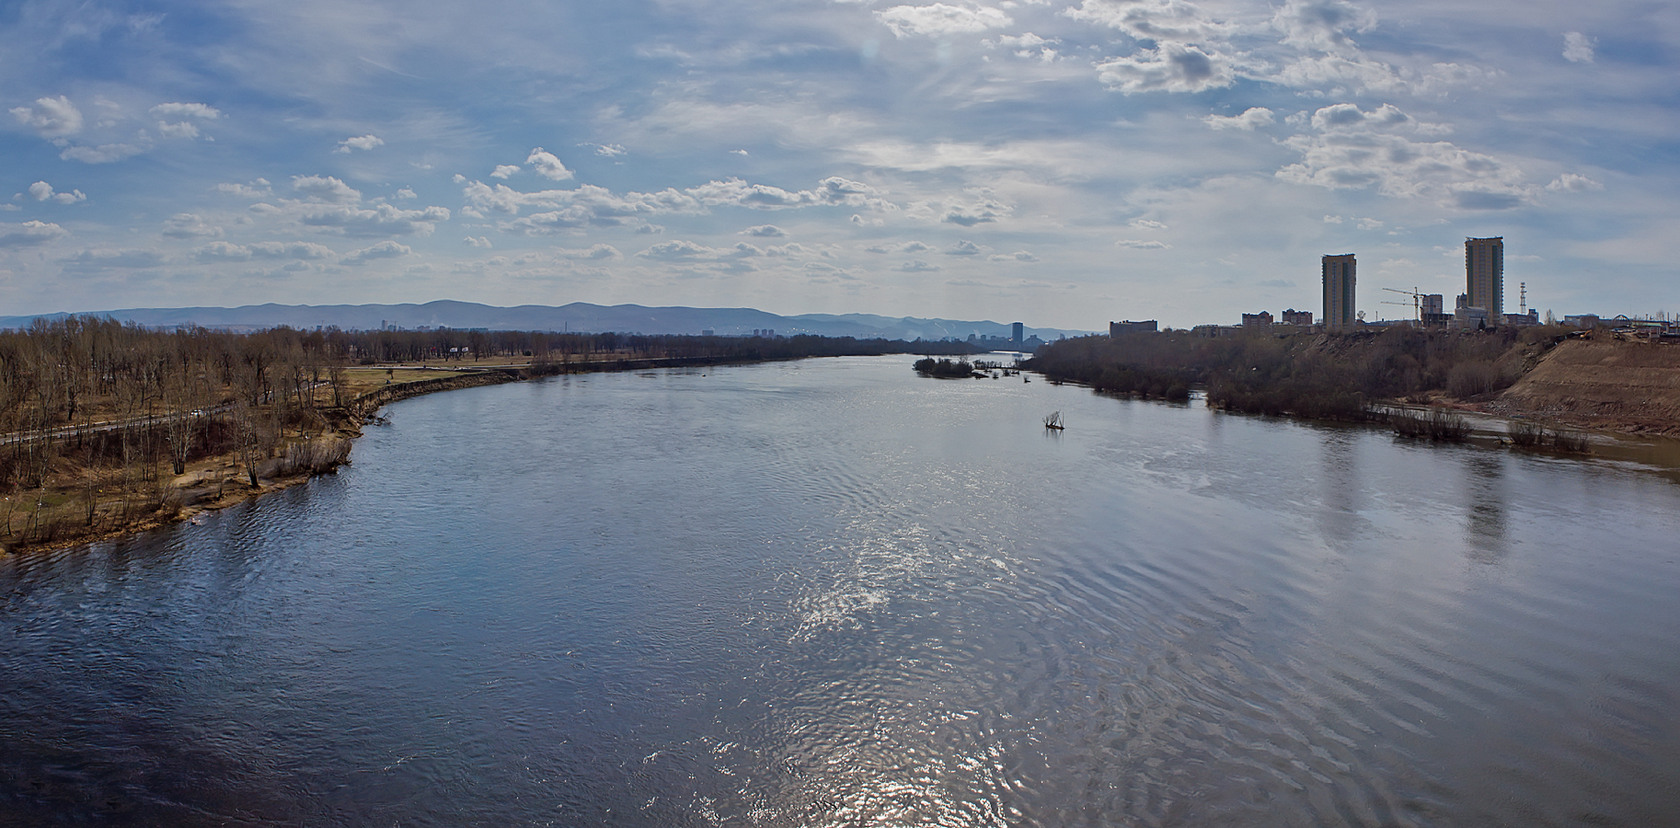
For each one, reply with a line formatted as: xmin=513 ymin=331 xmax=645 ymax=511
xmin=1382 ymin=286 xmax=1424 ymax=321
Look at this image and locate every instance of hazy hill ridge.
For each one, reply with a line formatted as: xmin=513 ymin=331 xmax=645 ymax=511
xmin=0 ymin=301 xmax=1087 ymax=342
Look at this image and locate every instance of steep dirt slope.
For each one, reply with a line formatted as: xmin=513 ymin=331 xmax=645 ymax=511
xmin=1490 ymin=337 xmax=1680 ymax=434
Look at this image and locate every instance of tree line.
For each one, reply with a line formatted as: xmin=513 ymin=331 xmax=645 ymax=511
xmin=1027 ymin=325 xmax=1571 ymax=420
xmin=0 ymin=317 xmax=979 ymax=550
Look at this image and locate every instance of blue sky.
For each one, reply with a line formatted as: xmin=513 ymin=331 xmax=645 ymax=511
xmin=3 ymin=0 xmax=1675 ymax=330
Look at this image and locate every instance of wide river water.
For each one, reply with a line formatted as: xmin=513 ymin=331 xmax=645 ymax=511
xmin=3 ymin=354 xmax=1679 ymax=826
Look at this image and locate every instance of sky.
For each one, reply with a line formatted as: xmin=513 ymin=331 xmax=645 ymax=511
xmin=2 ymin=0 xmax=1677 ymax=331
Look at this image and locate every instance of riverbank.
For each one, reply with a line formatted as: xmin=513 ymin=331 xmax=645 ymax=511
xmin=1028 ymin=327 xmax=1680 ymax=440
xmin=0 ymin=352 xmax=852 ymax=557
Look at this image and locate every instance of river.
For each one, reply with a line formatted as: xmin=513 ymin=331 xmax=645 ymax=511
xmin=3 ymin=354 xmax=1678 ymax=826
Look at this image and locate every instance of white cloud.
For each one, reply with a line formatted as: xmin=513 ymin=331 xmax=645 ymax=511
xmin=1094 ymin=43 xmax=1233 ymax=94
xmin=589 ymin=143 xmax=628 ymax=158
xmin=1563 ymin=32 xmax=1595 ymax=64
xmin=0 ymin=220 xmax=69 ymax=247
xmin=149 ymin=103 xmax=222 ymax=120
xmin=65 ymin=248 xmax=167 ymax=269
xmin=637 ymin=239 xmax=749 ymax=260
xmin=1064 ymin=0 xmax=1230 ymax=44
xmin=526 ymin=147 xmax=574 ymax=181
xmin=162 ymin=212 xmax=222 ymax=238
xmin=560 ymin=244 xmax=622 ymax=260
xmin=217 ymin=179 xmax=273 ymax=199
xmin=1271 ymin=0 xmax=1377 ymax=52
xmin=991 ymin=250 xmax=1039 ymax=262
xmin=1204 ymin=107 xmax=1274 ymax=131
xmin=465 ymin=235 xmax=493 ymax=248
xmin=490 ymin=164 xmax=521 ymax=179
xmin=301 ymin=203 xmax=450 ymax=236
xmin=1547 ymin=173 xmax=1603 ymax=193
xmin=343 ymin=240 xmax=412 ymax=263
xmin=10 ymin=95 xmax=83 ymax=137
xmin=1115 ymin=239 xmax=1171 ymax=249
xmin=26 ymin=181 xmax=86 ymax=204
xmin=946 ymin=240 xmax=983 ymax=255
xmin=60 ymin=142 xmax=147 ymax=164
xmin=942 ymin=191 xmax=1013 ymax=226
xmin=192 ymin=241 xmax=337 ymax=261
xmin=292 ymin=175 xmax=362 ymax=203
xmin=876 ymin=3 xmax=1013 ymax=38
xmin=1278 ymin=103 xmax=1533 ymax=209
xmin=335 ymin=134 xmax=385 ymax=153
xmin=1130 ymin=218 xmax=1167 ymax=230
xmin=743 ymin=224 xmax=786 ymax=237
xmin=899 ymin=260 xmax=940 ymax=272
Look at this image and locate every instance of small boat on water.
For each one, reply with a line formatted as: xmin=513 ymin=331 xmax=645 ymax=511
xmin=1043 ymin=411 xmax=1064 ymax=430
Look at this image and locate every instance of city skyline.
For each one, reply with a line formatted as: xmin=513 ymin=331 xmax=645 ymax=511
xmin=4 ymin=0 xmax=1676 ymax=330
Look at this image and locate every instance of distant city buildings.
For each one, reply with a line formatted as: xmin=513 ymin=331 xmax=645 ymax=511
xmin=1012 ymin=321 xmax=1024 ymax=347
xmin=1110 ymin=320 xmax=1159 ymax=336
xmin=1241 ymin=311 xmax=1273 ymax=328
xmin=1280 ymin=309 xmax=1313 ymax=327
xmin=1322 ymin=254 xmax=1357 ymax=331
xmin=1466 ymin=237 xmax=1504 ymax=323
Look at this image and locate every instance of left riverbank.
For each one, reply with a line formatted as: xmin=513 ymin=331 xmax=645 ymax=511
xmin=0 ymin=347 xmax=973 ymax=557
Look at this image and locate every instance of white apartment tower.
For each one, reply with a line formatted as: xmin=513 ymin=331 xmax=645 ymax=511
xmin=1322 ymin=254 xmax=1357 ymax=331
xmin=1465 ymin=237 xmax=1503 ymax=323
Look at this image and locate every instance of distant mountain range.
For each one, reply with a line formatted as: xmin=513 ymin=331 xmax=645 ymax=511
xmin=0 ymin=300 xmax=1091 ymax=342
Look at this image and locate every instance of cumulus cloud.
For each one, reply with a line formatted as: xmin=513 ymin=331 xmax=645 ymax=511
xmin=193 ymin=240 xmax=337 ymax=261
xmin=589 ymin=143 xmax=628 ymax=157
xmin=1095 ymin=43 xmax=1233 ymax=94
xmin=1278 ymin=103 xmax=1533 ymax=209
xmin=0 ymin=220 xmax=69 ymax=247
xmin=162 ymin=213 xmax=222 ymax=238
xmin=526 ymin=147 xmax=574 ymax=181
xmin=343 ymin=240 xmax=412 ymax=263
xmin=1130 ymin=218 xmax=1168 ymax=230
xmin=335 ymin=134 xmax=385 ymax=153
xmin=743 ymin=224 xmax=786 ymax=237
xmin=26 ymin=181 xmax=86 ymax=204
xmin=1563 ymin=31 xmax=1595 ymax=64
xmin=942 ymin=191 xmax=1013 ymax=226
xmin=463 ymin=175 xmax=894 ymax=235
xmin=899 ymin=260 xmax=940 ymax=272
xmin=1271 ymin=0 xmax=1377 ymax=52
xmin=1204 ymin=107 xmax=1274 ymax=131
xmin=991 ymin=251 xmax=1039 ymax=262
xmin=465 ymin=235 xmax=493 ymax=248
xmin=292 ymin=175 xmax=363 ymax=203
xmin=1115 ymin=239 xmax=1171 ymax=249
xmin=301 ymin=203 xmax=451 ymax=236
xmin=151 ymin=103 xmax=220 ymax=121
xmin=1064 ymin=0 xmax=1230 ymax=44
xmin=60 ymin=142 xmax=147 ymax=164
xmin=10 ymin=95 xmax=83 ymax=137
xmin=560 ymin=244 xmax=622 ymax=260
xmin=490 ymin=164 xmax=521 ymax=179
xmin=946 ymin=240 xmax=983 ymax=255
xmin=636 ymin=239 xmax=755 ymax=261
xmin=65 ymin=248 xmax=167 ymax=269
xmin=150 ymin=102 xmax=221 ymax=140
xmin=877 ymin=3 xmax=1013 ymax=38
xmin=1547 ymin=173 xmax=1604 ymax=193
xmin=217 ymin=179 xmax=272 ymax=198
